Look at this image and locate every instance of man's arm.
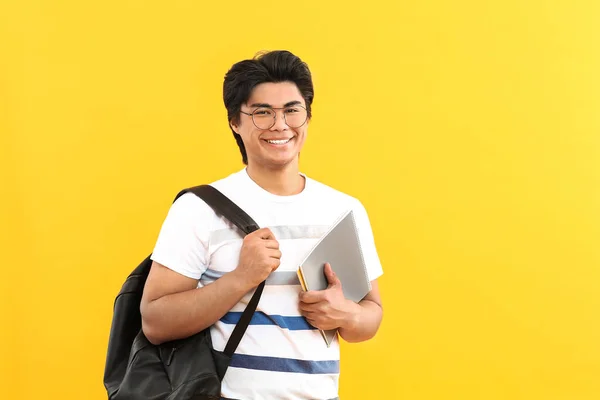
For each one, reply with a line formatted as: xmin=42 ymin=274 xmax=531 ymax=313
xmin=298 ymin=263 xmax=383 ymax=343
xmin=338 ymin=280 xmax=382 ymax=342
xmin=140 ymin=261 xmax=252 ymax=345
xmin=141 ymin=227 xmax=282 ymax=345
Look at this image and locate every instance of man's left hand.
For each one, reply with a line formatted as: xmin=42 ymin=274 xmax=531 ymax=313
xmin=298 ymin=262 xmax=359 ymax=331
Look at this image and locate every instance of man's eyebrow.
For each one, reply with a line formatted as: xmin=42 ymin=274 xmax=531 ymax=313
xmin=248 ymin=100 xmax=303 ymax=108
xmin=284 ymin=100 xmax=303 ymax=107
xmin=249 ymin=102 xmax=271 ymax=108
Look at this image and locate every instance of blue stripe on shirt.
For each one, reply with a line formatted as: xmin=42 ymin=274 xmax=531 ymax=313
xmin=220 ymin=312 xmax=316 ymax=331
xmin=229 ymin=353 xmax=340 ymax=374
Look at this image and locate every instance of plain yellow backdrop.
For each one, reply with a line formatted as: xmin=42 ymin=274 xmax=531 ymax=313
xmin=1 ymin=0 xmax=599 ymax=399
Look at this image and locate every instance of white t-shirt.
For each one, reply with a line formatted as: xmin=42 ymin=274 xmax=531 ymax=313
xmin=151 ymin=168 xmax=383 ymax=400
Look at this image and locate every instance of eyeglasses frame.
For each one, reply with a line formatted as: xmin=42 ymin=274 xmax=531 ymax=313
xmin=239 ymin=104 xmax=309 ymax=130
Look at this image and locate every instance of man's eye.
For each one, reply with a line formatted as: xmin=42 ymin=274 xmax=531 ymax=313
xmin=285 ymin=108 xmax=299 ymax=113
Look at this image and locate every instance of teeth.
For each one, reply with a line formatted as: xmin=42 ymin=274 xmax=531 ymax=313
xmin=267 ymin=139 xmax=291 ymax=145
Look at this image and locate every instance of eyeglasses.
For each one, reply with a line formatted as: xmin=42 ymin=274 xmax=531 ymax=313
xmin=240 ymin=104 xmax=308 ymax=130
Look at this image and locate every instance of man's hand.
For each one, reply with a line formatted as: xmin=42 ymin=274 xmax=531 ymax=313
xmin=298 ymin=263 xmax=360 ymax=331
xmin=232 ymin=227 xmax=281 ymax=289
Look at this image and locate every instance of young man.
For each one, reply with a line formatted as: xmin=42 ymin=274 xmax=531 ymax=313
xmin=140 ymin=50 xmax=383 ymax=400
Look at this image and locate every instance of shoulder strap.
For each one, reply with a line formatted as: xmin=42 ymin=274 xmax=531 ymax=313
xmin=176 ymin=185 xmax=260 ymax=235
xmin=175 ymin=184 xmax=265 ymax=358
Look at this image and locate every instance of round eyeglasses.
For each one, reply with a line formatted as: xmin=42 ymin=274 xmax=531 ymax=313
xmin=240 ymin=104 xmax=308 ymax=130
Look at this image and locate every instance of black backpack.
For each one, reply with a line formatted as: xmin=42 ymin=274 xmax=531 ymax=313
xmin=103 ymin=184 xmax=264 ymax=400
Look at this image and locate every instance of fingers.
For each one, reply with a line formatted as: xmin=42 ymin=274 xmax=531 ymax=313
xmin=301 ymin=310 xmax=326 ymax=330
xmin=304 ymin=315 xmax=318 ymax=329
xmin=299 ymin=300 xmax=324 ymax=313
xmin=248 ymin=229 xmax=279 ymax=249
xmin=267 ymin=249 xmax=282 ymax=271
xmin=255 ymin=227 xmax=276 ymax=240
xmin=299 ymin=305 xmax=318 ymax=323
xmin=271 ymin=258 xmax=281 ymax=271
xmin=324 ymin=263 xmax=341 ymax=287
xmin=269 ymin=249 xmax=282 ymax=259
xmin=264 ymin=240 xmax=280 ymax=250
xmin=298 ymin=290 xmax=326 ymax=304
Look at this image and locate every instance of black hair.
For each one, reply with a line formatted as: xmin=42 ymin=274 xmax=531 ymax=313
xmin=223 ymin=50 xmax=314 ymax=164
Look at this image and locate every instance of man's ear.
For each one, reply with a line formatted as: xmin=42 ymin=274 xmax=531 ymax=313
xmin=230 ymin=120 xmax=240 ymax=134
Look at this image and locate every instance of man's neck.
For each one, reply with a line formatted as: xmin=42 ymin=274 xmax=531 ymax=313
xmin=246 ymin=162 xmax=305 ymax=196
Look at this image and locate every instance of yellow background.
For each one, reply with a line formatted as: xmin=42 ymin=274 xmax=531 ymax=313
xmin=1 ymin=0 xmax=599 ymax=399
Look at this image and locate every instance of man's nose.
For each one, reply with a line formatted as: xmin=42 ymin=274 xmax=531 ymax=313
xmin=270 ymin=110 xmax=289 ymax=131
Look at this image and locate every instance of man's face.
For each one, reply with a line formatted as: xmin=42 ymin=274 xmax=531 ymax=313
xmin=232 ymin=81 xmax=309 ymax=169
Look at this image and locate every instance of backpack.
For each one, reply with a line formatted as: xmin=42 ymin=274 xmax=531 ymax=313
xmin=103 ymin=184 xmax=264 ymax=400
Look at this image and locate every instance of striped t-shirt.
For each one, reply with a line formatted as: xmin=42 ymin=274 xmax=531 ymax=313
xmin=151 ymin=168 xmax=383 ymax=399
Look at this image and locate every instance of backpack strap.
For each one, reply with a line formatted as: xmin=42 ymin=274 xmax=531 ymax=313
xmin=175 ymin=184 xmax=265 ymax=358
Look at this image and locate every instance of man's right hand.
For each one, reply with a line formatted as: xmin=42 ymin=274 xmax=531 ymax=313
xmin=234 ymin=228 xmax=281 ymax=288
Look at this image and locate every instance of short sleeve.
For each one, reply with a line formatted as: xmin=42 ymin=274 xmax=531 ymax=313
xmin=150 ymin=192 xmax=213 ymax=280
xmin=352 ymin=199 xmax=384 ymax=281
